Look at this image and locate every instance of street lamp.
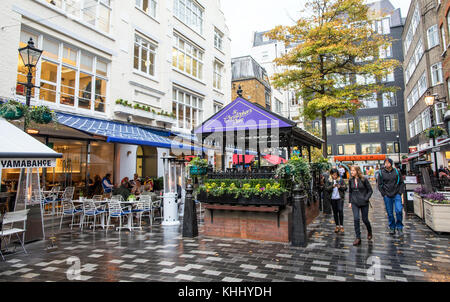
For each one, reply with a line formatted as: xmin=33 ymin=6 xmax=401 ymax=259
xmin=18 ymin=38 xmax=42 ymax=131
xmin=424 ymin=90 xmax=447 ymax=174
xmin=396 ymin=134 xmax=401 ymax=167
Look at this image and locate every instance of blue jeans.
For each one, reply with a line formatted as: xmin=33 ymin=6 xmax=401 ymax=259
xmin=383 ymin=195 xmax=403 ymax=230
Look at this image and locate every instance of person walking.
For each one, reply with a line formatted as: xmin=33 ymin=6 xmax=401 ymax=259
xmin=376 ymin=158 xmax=405 ymax=236
xmin=324 ymin=168 xmax=347 ymax=233
xmin=348 ymin=165 xmax=373 ymax=246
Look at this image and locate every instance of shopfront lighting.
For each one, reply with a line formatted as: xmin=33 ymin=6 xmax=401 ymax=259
xmin=26 ymin=128 xmax=40 ymax=135
xmin=424 ymin=95 xmax=435 ymax=106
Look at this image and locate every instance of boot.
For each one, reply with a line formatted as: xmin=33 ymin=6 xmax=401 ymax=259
xmin=334 ymin=226 xmax=340 ymax=233
xmin=353 ymin=238 xmax=361 ymax=246
xmin=367 ymin=232 xmax=373 ymax=240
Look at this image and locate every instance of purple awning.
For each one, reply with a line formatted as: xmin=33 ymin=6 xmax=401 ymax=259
xmin=195 ymin=97 xmax=294 ymax=134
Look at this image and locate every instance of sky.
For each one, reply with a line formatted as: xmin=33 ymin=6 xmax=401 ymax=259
xmin=221 ymin=0 xmax=412 ymax=58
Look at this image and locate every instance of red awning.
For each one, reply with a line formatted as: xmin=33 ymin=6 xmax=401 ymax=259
xmin=233 ymin=154 xmax=255 ymax=164
xmin=263 ymin=155 xmax=287 ymax=165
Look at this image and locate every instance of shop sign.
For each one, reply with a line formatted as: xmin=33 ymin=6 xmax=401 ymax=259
xmin=405 ymin=176 xmax=418 ymax=184
xmin=0 ymin=158 xmax=56 ymax=169
xmin=406 ymin=191 xmax=414 ymax=201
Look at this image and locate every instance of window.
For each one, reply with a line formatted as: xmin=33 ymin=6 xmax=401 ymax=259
xmin=386 ymin=142 xmax=400 ymax=154
xmin=337 ymin=145 xmax=344 ymax=155
xmin=361 ymin=143 xmax=382 ymax=155
xmin=361 ymin=93 xmax=378 ymax=108
xmin=379 ymin=44 xmax=392 ymax=58
xmin=404 ymin=5 xmax=421 ymax=54
xmin=356 ymin=74 xmax=376 ymax=85
xmin=448 ymin=13 xmax=450 ymax=46
xmin=16 ymin=30 xmax=108 ymax=113
xmin=312 ymin=120 xmax=332 ymax=136
xmin=173 ymin=0 xmax=203 ymax=34
xmin=418 ymin=72 xmax=428 ymax=96
xmin=427 ymin=25 xmax=439 ymax=49
xmin=336 ymin=118 xmax=354 ymax=135
xmin=359 ymin=116 xmax=380 ymax=133
xmin=274 ymin=98 xmax=282 ymax=114
xmin=327 ymin=145 xmax=332 ymax=156
xmin=172 ymin=87 xmax=203 ymax=129
xmin=134 ymin=35 xmax=157 ymax=77
xmin=435 ymin=102 xmax=446 ymax=124
xmin=384 ymin=114 xmax=398 ymax=132
xmin=409 ymin=122 xmax=416 ymax=138
xmin=414 ymin=114 xmax=423 ymax=134
xmin=441 ymin=25 xmax=447 ymax=51
xmin=213 ymin=102 xmax=223 ymax=113
xmin=373 ymin=17 xmax=390 ymax=34
xmin=57 ymin=0 xmax=112 ymax=33
xmin=343 ymin=144 xmax=357 ymax=155
xmin=136 ymin=0 xmax=157 ymax=18
xmin=172 ymin=34 xmax=204 ymax=80
xmin=214 ymin=28 xmax=223 ymax=51
xmin=381 ymin=70 xmax=394 ymax=83
xmin=422 ymin=109 xmax=431 ymax=130
xmin=213 ymin=60 xmax=223 ymax=91
xmin=382 ymin=92 xmax=396 ymax=107
xmin=431 ymin=62 xmax=443 ymax=86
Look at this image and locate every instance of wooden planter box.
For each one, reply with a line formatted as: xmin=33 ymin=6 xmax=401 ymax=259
xmin=423 ymin=200 xmax=450 ymax=233
xmin=413 ymin=193 xmax=424 ymax=219
xmin=197 ymin=191 xmax=288 ymax=206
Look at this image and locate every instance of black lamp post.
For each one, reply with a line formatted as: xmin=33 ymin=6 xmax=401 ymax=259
xmin=18 ymin=38 xmax=43 ymax=130
xmin=424 ymin=91 xmax=447 ymax=174
xmin=396 ymin=134 xmax=401 ymax=167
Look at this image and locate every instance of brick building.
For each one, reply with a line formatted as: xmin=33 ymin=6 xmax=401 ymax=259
xmin=231 ymin=56 xmax=271 ymax=110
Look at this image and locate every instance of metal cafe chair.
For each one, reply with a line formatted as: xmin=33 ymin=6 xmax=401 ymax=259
xmin=139 ymin=195 xmax=153 ymax=226
xmin=106 ymin=200 xmax=131 ymax=232
xmin=56 ymin=187 xmax=75 ymax=216
xmin=131 ymin=200 xmax=145 ymax=230
xmin=80 ymin=199 xmax=107 ymax=231
xmin=33 ymin=189 xmax=55 ymax=216
xmin=0 ymin=209 xmax=30 ymax=261
xmin=151 ymin=198 xmax=163 ymax=222
xmin=59 ymin=199 xmax=83 ymax=230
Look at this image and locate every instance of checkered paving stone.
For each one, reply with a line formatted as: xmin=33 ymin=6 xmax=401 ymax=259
xmin=0 ymin=189 xmax=449 ymax=282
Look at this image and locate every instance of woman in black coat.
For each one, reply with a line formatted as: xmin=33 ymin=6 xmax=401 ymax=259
xmin=348 ymin=165 xmax=373 ymax=246
xmin=324 ymin=168 xmax=347 ymax=234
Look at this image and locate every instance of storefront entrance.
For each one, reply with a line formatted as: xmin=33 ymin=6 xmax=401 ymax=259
xmin=136 ymin=146 xmax=158 ymax=178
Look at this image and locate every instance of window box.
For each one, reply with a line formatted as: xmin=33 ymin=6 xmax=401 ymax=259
xmin=113 ymin=104 xmax=176 ymax=124
xmin=198 ymin=191 xmax=289 ymax=207
xmin=423 ymin=199 xmax=450 ymax=232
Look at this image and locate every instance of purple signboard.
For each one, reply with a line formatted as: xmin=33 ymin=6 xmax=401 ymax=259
xmin=195 ymin=97 xmax=293 ymax=134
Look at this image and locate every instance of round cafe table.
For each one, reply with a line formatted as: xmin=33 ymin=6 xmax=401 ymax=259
xmin=117 ymin=200 xmax=142 ymax=231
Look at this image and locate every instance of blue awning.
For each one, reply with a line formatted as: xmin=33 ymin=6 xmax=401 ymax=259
xmin=56 ymin=113 xmax=202 ymax=151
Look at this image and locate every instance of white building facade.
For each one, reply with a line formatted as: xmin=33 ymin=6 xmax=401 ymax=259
xmin=0 ymin=0 xmax=231 ymax=185
xmin=250 ymin=31 xmax=302 ymax=126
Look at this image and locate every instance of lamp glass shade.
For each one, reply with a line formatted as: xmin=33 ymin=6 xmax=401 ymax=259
xmin=424 ymin=95 xmax=435 ymax=106
xmin=18 ymin=38 xmax=43 ymax=67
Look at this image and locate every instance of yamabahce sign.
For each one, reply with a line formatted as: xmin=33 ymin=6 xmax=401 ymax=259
xmin=0 ymin=158 xmax=57 ymax=169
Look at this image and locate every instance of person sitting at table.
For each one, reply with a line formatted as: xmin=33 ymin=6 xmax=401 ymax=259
xmin=114 ymin=177 xmax=131 ymax=201
xmin=102 ymin=173 xmax=114 ymax=196
xmin=143 ymin=177 xmax=153 ymax=192
xmin=131 ymin=180 xmax=143 ymax=196
xmin=129 ymin=173 xmax=140 ymax=187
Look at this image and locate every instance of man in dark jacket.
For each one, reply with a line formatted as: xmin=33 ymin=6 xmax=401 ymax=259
xmin=377 ymin=158 xmax=405 ymax=235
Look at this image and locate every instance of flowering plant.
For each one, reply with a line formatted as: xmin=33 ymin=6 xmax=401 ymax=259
xmin=424 ymin=192 xmax=450 ymax=204
xmin=414 ymin=186 xmax=427 ymax=197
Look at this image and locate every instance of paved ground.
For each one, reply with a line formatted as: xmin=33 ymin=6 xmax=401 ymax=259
xmin=0 ymin=188 xmax=449 ymax=282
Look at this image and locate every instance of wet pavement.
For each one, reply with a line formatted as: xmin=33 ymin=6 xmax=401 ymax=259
xmin=0 ymin=188 xmax=449 ymax=282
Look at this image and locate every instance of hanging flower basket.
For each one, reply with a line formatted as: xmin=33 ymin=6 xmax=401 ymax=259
xmin=29 ymin=106 xmax=54 ymax=124
xmin=426 ymin=126 xmax=446 ymax=139
xmin=0 ymin=101 xmax=24 ymax=120
xmin=187 ymin=157 xmax=208 ymax=176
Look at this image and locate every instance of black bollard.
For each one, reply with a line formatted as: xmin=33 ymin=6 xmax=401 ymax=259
xmin=182 ymin=182 xmax=198 ymax=238
xmin=291 ymin=183 xmax=308 ymax=247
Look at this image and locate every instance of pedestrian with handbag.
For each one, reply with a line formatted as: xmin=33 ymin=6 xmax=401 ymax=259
xmin=324 ymin=168 xmax=347 ymax=233
xmin=348 ymin=165 xmax=373 ymax=246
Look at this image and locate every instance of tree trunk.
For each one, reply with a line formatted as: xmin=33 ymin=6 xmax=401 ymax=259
xmin=321 ymin=111 xmax=328 ymax=158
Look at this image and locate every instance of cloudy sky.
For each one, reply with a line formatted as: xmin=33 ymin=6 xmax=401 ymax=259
xmin=221 ymin=0 xmax=412 ymax=58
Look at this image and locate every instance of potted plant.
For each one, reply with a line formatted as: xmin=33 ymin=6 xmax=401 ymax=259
xmin=0 ymin=100 xmax=25 ymax=120
xmin=423 ymin=192 xmax=450 ymax=233
xmin=188 ymin=157 xmax=208 ymax=176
